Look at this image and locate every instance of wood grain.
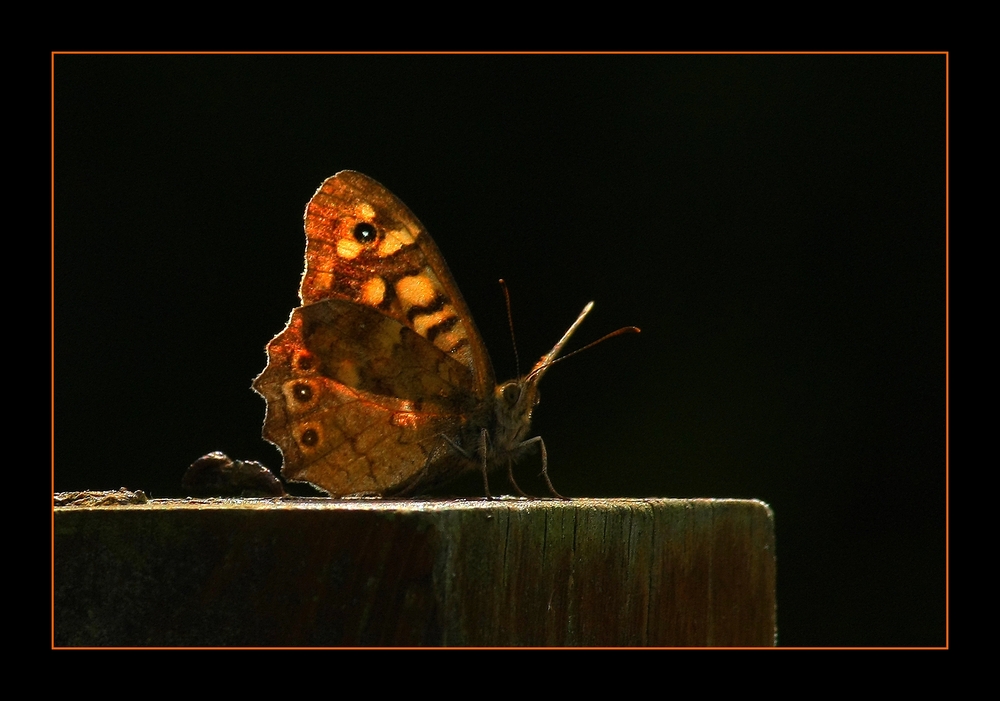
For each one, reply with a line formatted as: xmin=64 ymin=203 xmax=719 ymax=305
xmin=54 ymin=497 xmax=776 ymax=646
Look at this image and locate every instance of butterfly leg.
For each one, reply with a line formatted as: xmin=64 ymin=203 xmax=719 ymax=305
xmin=506 ymin=460 xmax=529 ymax=498
xmin=521 ymin=436 xmax=567 ymax=499
xmin=479 ymin=428 xmax=493 ymax=499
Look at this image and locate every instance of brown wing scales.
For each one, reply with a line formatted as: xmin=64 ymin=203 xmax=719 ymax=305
xmin=253 ymin=171 xmax=615 ymax=498
xmin=253 ymin=303 xmax=472 ymax=495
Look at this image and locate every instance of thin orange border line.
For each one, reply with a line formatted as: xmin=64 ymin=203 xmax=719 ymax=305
xmin=51 ymin=51 xmax=57 ymax=650
xmin=47 ymin=50 xmax=951 ymax=53
xmin=50 ymin=50 xmax=950 ymax=650
xmin=48 ymin=50 xmax=949 ymax=56
xmin=943 ymin=51 xmax=950 ymax=649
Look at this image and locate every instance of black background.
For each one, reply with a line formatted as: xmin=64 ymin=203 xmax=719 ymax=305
xmin=54 ymin=54 xmax=946 ymax=646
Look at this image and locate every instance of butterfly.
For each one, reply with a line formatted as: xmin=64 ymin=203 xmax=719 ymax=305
xmin=253 ymin=171 xmax=635 ymax=498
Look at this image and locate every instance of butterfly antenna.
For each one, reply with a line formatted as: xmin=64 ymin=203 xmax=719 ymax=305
xmin=547 ymin=326 xmax=641 ymax=367
xmin=499 ymin=279 xmax=522 ymax=379
xmin=527 ymin=302 xmax=640 ymax=383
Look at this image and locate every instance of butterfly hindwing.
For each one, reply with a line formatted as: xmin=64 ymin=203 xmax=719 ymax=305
xmin=253 ymin=303 xmax=467 ymax=495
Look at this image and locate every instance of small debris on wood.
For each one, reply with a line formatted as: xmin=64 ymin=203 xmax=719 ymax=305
xmin=182 ymin=452 xmax=286 ymax=497
xmin=54 ymin=488 xmax=149 ymax=507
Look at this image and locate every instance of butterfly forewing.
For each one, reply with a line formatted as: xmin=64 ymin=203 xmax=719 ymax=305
xmin=300 ymin=171 xmax=494 ymax=393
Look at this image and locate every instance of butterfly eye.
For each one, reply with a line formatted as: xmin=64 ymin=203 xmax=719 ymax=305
xmin=353 ymin=222 xmax=378 ymax=244
xmin=502 ymin=384 xmax=521 ymax=405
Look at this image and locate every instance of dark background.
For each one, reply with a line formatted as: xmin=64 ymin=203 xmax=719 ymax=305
xmin=54 ymin=54 xmax=946 ymax=646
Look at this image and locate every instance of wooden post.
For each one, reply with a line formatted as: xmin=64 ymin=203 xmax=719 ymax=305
xmin=54 ymin=497 xmax=776 ymax=646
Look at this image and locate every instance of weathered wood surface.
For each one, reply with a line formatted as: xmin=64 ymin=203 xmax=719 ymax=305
xmin=54 ymin=497 xmax=776 ymax=647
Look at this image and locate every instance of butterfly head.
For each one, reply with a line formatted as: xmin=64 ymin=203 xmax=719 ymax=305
xmin=492 ymin=377 xmax=541 ymax=444
xmin=489 ymin=301 xmax=595 ymax=448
